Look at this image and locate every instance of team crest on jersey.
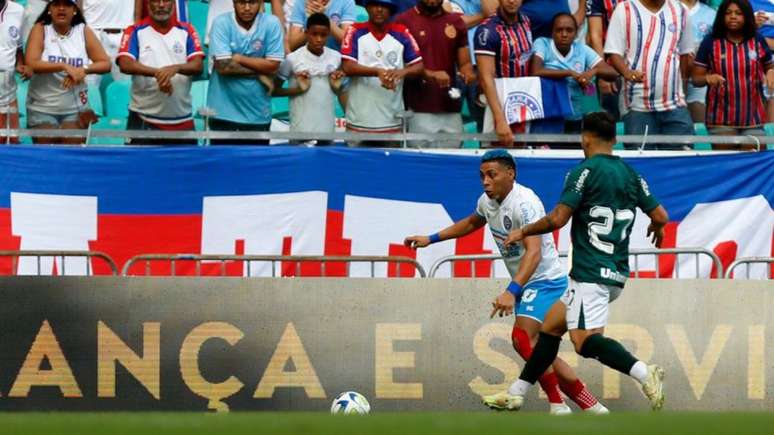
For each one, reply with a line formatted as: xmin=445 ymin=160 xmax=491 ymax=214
xmin=8 ymin=26 xmax=19 ymax=41
xmin=749 ymin=50 xmax=758 ymax=60
xmin=330 ymin=14 xmax=341 ymax=25
xmin=574 ymin=61 xmax=583 ymax=72
xmin=504 ymin=91 xmax=543 ymax=124
xmin=503 ymin=215 xmax=512 ymax=231
xmin=386 ymin=51 xmax=399 ymax=67
xmin=699 ymin=23 xmax=710 ymax=36
xmin=173 ymin=41 xmax=184 ymax=55
xmin=668 ymin=23 xmax=677 ymax=33
xmin=253 ymin=39 xmax=263 ymax=51
xmin=477 ymin=28 xmax=490 ymax=46
xmin=521 ymin=289 xmax=537 ymax=303
xmin=445 ymin=24 xmax=457 ymax=39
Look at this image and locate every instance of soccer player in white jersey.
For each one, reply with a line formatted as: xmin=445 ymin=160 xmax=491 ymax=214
xmin=78 ymin=0 xmax=140 ymax=85
xmin=404 ymin=150 xmax=608 ymax=415
xmin=25 ymin=0 xmax=110 ymax=144
xmin=0 ymin=0 xmax=29 ymax=144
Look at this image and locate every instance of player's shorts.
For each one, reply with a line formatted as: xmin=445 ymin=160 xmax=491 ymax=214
xmin=515 ymin=276 xmax=568 ymax=323
xmin=560 ymin=279 xmax=623 ymax=330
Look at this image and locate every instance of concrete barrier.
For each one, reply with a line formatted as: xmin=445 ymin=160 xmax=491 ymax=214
xmin=0 ymin=277 xmax=770 ymax=412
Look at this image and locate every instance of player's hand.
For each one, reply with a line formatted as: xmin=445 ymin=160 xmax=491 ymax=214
xmin=404 ymin=235 xmax=430 ymax=249
xmin=706 ymin=73 xmax=726 ymax=88
xmin=295 ymin=71 xmax=311 ymax=92
xmin=766 ymin=69 xmax=774 ymax=91
xmin=755 ymin=11 xmax=768 ymax=28
xmin=494 ymin=117 xmax=513 ymax=147
xmin=577 ymin=71 xmax=595 ymax=89
xmin=624 ymin=69 xmax=644 ymax=83
xmin=647 ymin=223 xmax=665 ymax=248
xmin=503 ymin=228 xmax=524 ymax=248
xmin=16 ymin=64 xmax=32 ymax=80
xmin=329 ymin=70 xmax=345 ymax=92
xmin=490 ymin=291 xmax=515 ymax=318
xmin=459 ymin=68 xmax=476 ymax=86
xmin=155 ymin=65 xmax=180 ymax=95
xmin=377 ymin=69 xmax=396 ymax=90
xmin=426 ymin=70 xmax=451 ymax=88
xmin=598 ymin=78 xmax=618 ymax=95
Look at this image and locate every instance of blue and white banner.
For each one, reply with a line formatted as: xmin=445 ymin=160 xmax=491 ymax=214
xmin=0 ymin=147 xmax=771 ymax=278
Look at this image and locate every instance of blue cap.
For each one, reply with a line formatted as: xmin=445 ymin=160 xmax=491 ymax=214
xmin=364 ymin=0 xmax=398 ymax=13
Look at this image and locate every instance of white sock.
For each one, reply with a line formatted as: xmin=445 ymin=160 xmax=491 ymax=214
xmin=507 ymin=379 xmax=532 ymax=396
xmin=629 ymin=361 xmax=648 ymax=384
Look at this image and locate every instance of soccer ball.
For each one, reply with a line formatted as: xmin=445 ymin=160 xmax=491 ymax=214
xmin=330 ymin=391 xmax=371 ymax=415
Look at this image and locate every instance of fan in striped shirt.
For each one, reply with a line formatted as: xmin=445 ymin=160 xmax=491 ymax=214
xmin=691 ymin=0 xmax=774 ymax=150
xmin=604 ymin=0 xmax=696 ymax=150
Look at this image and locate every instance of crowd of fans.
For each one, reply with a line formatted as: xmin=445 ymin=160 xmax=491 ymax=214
xmin=1 ymin=0 xmax=773 ymax=149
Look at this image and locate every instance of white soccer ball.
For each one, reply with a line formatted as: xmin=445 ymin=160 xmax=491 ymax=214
xmin=330 ymin=391 xmax=371 ymax=415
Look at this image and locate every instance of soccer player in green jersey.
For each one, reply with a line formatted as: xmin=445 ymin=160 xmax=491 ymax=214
xmin=483 ymin=111 xmax=670 ymax=412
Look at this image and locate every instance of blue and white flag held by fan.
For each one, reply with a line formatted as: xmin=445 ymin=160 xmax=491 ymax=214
xmin=483 ymin=77 xmax=573 ymax=129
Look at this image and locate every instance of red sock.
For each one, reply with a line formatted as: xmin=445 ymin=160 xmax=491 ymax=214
xmin=512 ymin=326 xmax=564 ymax=404
xmin=559 ymin=379 xmax=599 ymax=410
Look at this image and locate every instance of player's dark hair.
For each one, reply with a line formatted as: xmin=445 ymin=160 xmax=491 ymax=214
xmin=581 ymin=112 xmax=616 ymax=143
xmin=307 ymin=12 xmax=331 ymax=30
xmin=36 ymin=0 xmax=87 ymax=26
xmin=712 ymin=0 xmax=757 ymax=41
xmin=551 ymin=12 xmax=578 ymax=32
xmin=481 ymin=150 xmax=516 ymax=176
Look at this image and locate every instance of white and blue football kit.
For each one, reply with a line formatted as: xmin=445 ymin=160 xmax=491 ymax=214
xmin=476 ymin=183 xmax=567 ymax=322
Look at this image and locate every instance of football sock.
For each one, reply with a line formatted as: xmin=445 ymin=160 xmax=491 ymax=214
xmin=629 ymin=361 xmax=649 ymax=384
xmin=518 ymin=332 xmax=562 ymax=385
xmin=511 ymin=327 xmax=564 ymax=404
xmin=559 ymin=379 xmax=599 ymax=410
xmin=579 ymin=333 xmax=639 ymax=376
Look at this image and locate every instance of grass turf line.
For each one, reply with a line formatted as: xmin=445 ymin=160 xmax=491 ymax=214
xmin=2 ymin=412 xmax=774 ymax=435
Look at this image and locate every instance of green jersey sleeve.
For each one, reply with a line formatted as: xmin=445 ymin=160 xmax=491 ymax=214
xmin=559 ymin=165 xmax=591 ymax=210
xmin=636 ymin=175 xmax=660 ymax=213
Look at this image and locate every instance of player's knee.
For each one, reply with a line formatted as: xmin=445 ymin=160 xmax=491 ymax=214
xmin=575 ymin=333 xmax=600 ymax=357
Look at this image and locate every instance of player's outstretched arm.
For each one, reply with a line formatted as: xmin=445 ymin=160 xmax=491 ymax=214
xmin=404 ymin=213 xmax=487 ymax=249
xmin=503 ymin=204 xmax=573 ymax=248
xmin=645 ymin=205 xmax=669 ymax=248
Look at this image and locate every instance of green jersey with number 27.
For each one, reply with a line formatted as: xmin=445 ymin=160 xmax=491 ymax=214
xmin=559 ymin=154 xmax=660 ymax=287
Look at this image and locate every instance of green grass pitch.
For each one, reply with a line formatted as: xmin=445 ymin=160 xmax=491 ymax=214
xmin=2 ymin=412 xmax=774 ymax=435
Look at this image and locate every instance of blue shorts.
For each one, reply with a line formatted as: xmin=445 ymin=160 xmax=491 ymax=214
xmin=27 ymin=109 xmax=79 ymax=128
xmin=515 ymin=276 xmax=568 ymax=323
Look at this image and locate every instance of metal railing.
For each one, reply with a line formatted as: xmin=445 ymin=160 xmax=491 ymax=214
xmin=428 ymin=248 xmax=724 ymax=278
xmin=121 ymin=254 xmax=427 ymax=278
xmin=0 ymin=250 xmax=118 ymax=276
xmin=2 ymin=128 xmax=774 ymax=151
xmin=724 ymin=257 xmax=774 ymax=279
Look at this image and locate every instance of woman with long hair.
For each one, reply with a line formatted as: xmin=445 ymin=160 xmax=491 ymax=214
xmin=25 ymin=0 xmax=110 ymax=144
xmin=692 ymin=0 xmax=774 ymax=150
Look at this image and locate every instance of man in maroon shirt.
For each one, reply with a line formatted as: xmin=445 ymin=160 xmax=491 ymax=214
xmin=395 ymin=0 xmax=476 ymax=147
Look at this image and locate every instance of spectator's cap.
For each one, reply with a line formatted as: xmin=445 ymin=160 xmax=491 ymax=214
xmin=481 ymin=150 xmax=516 ymax=173
xmin=364 ymin=0 xmax=399 ymax=13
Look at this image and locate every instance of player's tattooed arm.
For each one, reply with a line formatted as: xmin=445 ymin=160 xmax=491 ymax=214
xmin=504 ymin=204 xmax=573 ymax=247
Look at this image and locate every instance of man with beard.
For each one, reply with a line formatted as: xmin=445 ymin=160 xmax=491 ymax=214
xmin=394 ymin=0 xmax=475 ymax=147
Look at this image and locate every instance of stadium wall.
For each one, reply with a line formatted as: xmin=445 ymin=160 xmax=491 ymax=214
xmin=0 ymin=277 xmax=770 ymax=412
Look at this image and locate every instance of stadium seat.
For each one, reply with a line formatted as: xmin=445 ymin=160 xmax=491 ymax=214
xmin=614 ymin=121 xmax=624 ymax=150
xmin=105 ymin=80 xmax=131 ymax=118
xmin=765 ymin=123 xmax=774 ymax=150
xmin=272 ymin=96 xmax=289 ymax=122
xmin=88 ymin=84 xmax=104 ymax=117
xmin=191 ymin=80 xmax=209 ymax=117
xmin=188 ymin=0 xmax=209 ymax=42
xmin=16 ymin=79 xmax=27 ymax=118
xmin=355 ymin=5 xmax=368 ymax=22
xmin=90 ymin=117 xmax=126 ymax=146
xmin=693 ymin=123 xmax=711 ymax=151
xmin=264 ymin=1 xmax=272 ymax=14
xmin=462 ymin=121 xmax=479 ymax=149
